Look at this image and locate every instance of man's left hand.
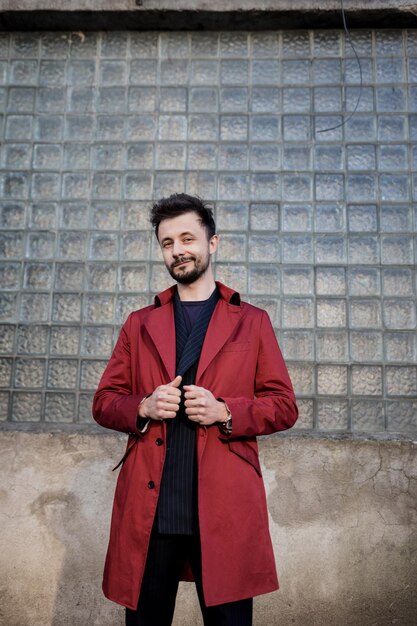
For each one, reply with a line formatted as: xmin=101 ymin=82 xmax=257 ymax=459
xmin=183 ymin=385 xmax=228 ymax=426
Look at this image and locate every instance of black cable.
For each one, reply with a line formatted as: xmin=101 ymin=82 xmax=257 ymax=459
xmin=317 ymin=0 xmax=363 ymax=133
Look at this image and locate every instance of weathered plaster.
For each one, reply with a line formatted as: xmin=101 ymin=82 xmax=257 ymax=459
xmin=1 ymin=431 xmax=416 ymax=625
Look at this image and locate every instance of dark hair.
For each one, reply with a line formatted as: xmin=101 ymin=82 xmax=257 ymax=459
xmin=150 ymin=193 xmax=216 ymax=240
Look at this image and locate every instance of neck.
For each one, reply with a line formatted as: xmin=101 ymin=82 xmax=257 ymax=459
xmin=177 ymin=270 xmax=216 ymax=302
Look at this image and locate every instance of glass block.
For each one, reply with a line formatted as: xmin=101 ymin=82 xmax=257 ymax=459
xmin=380 ymin=175 xmax=409 ymax=202
xmin=250 ymin=116 xmax=282 ymax=143
xmin=350 ymin=331 xmax=383 ymax=362
xmin=97 ymin=87 xmax=127 ymax=114
xmin=92 ymin=173 xmax=121 ymax=200
xmin=126 ymin=144 xmax=153 ymax=170
xmin=351 ymin=365 xmax=382 ymax=396
xmin=120 ymin=264 xmax=148 ymax=292
xmin=0 ymin=391 xmax=8 ymax=420
xmin=250 ymin=142 xmax=280 ymax=171
xmin=313 ymin=31 xmax=341 ymax=57
xmin=316 ymin=330 xmax=348 ymax=362
xmin=29 ymin=203 xmax=56 ymax=230
xmin=282 ymin=268 xmax=313 ymax=295
xmin=283 ymin=87 xmax=311 ymax=113
xmin=316 ymin=299 xmax=346 ymax=328
xmin=0 ymin=262 xmax=21 ymax=290
xmin=378 ymin=145 xmax=408 ymax=172
xmin=121 ymin=232 xmax=150 ymax=261
xmin=317 ymin=365 xmax=347 ymax=395
xmin=317 ymin=400 xmax=348 ymax=431
xmin=116 ymin=294 xmax=149 ymax=325
xmin=386 ymin=366 xmax=417 ymax=397
xmin=190 ymin=60 xmax=219 ymax=86
xmin=160 ymin=60 xmax=187 ymax=85
xmin=14 ymin=357 xmax=45 ymax=388
xmin=0 ymin=357 xmax=12 ymax=387
xmin=282 ymin=175 xmax=312 ymax=202
xmin=99 ymin=60 xmax=127 ymax=86
xmin=84 ymin=294 xmax=115 ymax=323
xmin=0 ymin=202 xmax=26 ymax=229
xmin=1 ymin=172 xmax=30 ymax=198
xmin=97 ymin=115 xmax=124 ymax=140
xmin=67 ymin=60 xmax=96 ymax=86
xmin=375 ymin=31 xmax=404 ymax=56
xmin=35 ymin=115 xmax=63 ymax=141
xmin=89 ymin=233 xmax=118 ymax=260
xmin=282 ymin=234 xmax=313 ymax=264
xmin=100 ymin=32 xmax=128 ymax=58
xmin=283 ymin=115 xmax=310 ymax=141
xmin=5 ymin=115 xmax=33 ymax=141
xmin=381 ymin=235 xmax=413 ymax=265
xmin=219 ymin=87 xmax=248 ymax=113
xmin=249 ymin=203 xmax=278 ymax=231
xmin=220 ymin=60 xmax=248 ymax=85
xmin=33 ymin=145 xmax=62 ymax=171
xmin=315 ymin=268 xmax=346 ymax=296
xmin=349 ymin=300 xmax=381 ymax=329
xmin=286 ymin=363 xmax=314 ymax=396
xmin=79 ymin=359 xmax=106 ymax=390
xmin=218 ymin=174 xmax=249 ymax=201
xmin=220 ymin=115 xmax=248 ymax=141
xmin=0 ymin=325 xmax=15 ymax=353
xmin=378 ymin=115 xmax=407 ymax=141
xmin=282 ymin=31 xmax=310 ymax=57
xmin=219 ymin=31 xmax=248 ymax=57
xmin=281 ymin=204 xmax=312 ymax=232
xmin=12 ymin=392 xmax=42 ymax=422
xmin=47 ymin=359 xmax=78 ymax=389
xmin=41 ymin=33 xmax=69 ymax=58
xmin=348 ymin=235 xmax=380 ymax=264
xmin=67 ymin=87 xmax=94 ymax=114
xmin=250 ymin=173 xmax=280 ymax=202
xmin=188 ymin=115 xmax=218 ymax=141
xmin=314 ymin=87 xmax=342 ymax=112
xmin=86 ymin=263 xmax=117 ymax=291
xmin=20 ymin=293 xmax=50 ymax=322
xmin=50 ymin=326 xmax=80 ymax=355
xmin=386 ymin=401 xmax=417 ymax=433
xmin=347 ymin=205 xmax=377 ymax=232
xmin=282 ymin=330 xmax=314 ymax=361
xmin=282 ymin=298 xmax=314 ymax=329
xmin=249 ymin=234 xmax=279 ymax=263
xmin=346 ymin=86 xmax=374 ymax=113
xmin=313 ymin=59 xmax=341 ymax=84
xmin=159 ymin=87 xmax=187 ymax=113
xmin=348 ymin=268 xmax=380 ymax=297
xmin=314 ymin=145 xmax=342 ymax=170
xmin=31 ymin=173 xmax=60 ymax=200
xmin=250 ymin=87 xmax=279 ymax=113
xmin=292 ymin=399 xmax=314 ymax=429
xmin=382 ymin=269 xmax=413 ymax=297
xmin=7 ymin=87 xmax=35 ymax=113
xmin=346 ymin=145 xmax=376 ymax=171
xmin=189 ymin=87 xmax=218 ymax=113
xmin=314 ymin=204 xmax=344 ymax=232
xmin=3 ymin=144 xmax=32 ymax=170
xmin=383 ymin=300 xmax=416 ymax=330
xmin=186 ymin=172 xmax=217 ymax=201
xmin=78 ymin=392 xmax=94 ymax=423
xmin=153 ymin=172 xmax=185 ymax=199
xmin=283 ymin=146 xmax=311 ymax=171
xmin=217 ymin=234 xmax=246 ymax=263
xmin=248 ymin=297 xmax=279 ymax=327
xmin=122 ymin=202 xmax=151 ymax=231
xmin=57 ymin=232 xmax=87 ymax=260
xmin=44 ymin=392 xmax=76 ymax=423
xmin=190 ymin=32 xmax=219 ymax=57
xmin=281 ymin=59 xmax=310 ymax=85
xmin=376 ymin=87 xmax=405 ymax=113
xmin=0 ymin=294 xmax=18 ymax=321
xmin=52 ymin=293 xmax=82 ymax=322
xmin=62 ymin=173 xmax=90 ymax=199
xmin=315 ymin=235 xmax=346 ymax=264
xmin=247 ymin=265 xmax=278 ymax=295
xmin=157 ymin=115 xmax=187 ymax=141
xmin=0 ymin=232 xmax=24 ymax=259
xmin=130 ymin=32 xmax=158 ymax=58
xmin=351 ymin=401 xmax=385 ymax=432
xmin=345 ymin=116 xmax=376 ymax=142
xmin=315 ymin=174 xmax=344 ymax=201
xmin=219 ymin=143 xmax=249 ymax=171
xmin=187 ymin=143 xmax=217 ymax=171
xmin=23 ymin=262 xmax=52 ymax=290
xmin=156 ymin=143 xmax=187 ymax=170
xmin=60 ymin=203 xmax=89 ymax=230
xmin=380 ymin=205 xmax=411 ymax=233
xmin=92 ymin=143 xmax=124 ymax=170
xmin=12 ymin=33 xmax=39 ymax=57
xmin=160 ymin=32 xmax=189 ymax=58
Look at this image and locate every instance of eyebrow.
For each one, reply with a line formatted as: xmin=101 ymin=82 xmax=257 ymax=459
xmin=160 ymin=231 xmax=195 ymax=245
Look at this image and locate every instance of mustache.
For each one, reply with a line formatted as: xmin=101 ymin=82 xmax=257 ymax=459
xmin=171 ymin=256 xmax=195 ymax=268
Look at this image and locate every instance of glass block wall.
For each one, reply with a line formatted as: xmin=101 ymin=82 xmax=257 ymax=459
xmin=0 ymin=30 xmax=416 ymax=433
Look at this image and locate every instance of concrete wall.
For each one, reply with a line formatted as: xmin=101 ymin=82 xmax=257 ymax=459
xmin=1 ymin=430 xmax=416 ymax=625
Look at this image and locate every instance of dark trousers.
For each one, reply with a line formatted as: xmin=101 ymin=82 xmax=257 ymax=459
xmin=125 ymin=533 xmax=253 ymax=626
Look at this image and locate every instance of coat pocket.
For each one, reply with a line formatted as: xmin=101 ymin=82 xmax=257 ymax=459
xmin=228 ymin=439 xmax=262 ymax=476
xmin=222 ymin=341 xmax=250 ymax=352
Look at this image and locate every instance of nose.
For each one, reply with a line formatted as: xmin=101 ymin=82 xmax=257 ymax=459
xmin=172 ymin=240 xmax=185 ymax=258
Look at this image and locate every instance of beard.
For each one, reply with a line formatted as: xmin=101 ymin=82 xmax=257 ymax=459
xmin=167 ymin=254 xmax=210 ymax=285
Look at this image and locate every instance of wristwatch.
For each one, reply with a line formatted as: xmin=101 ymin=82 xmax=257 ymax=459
xmin=219 ymin=402 xmax=232 ymax=434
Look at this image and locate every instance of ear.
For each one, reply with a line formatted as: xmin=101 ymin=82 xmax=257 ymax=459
xmin=209 ymin=234 xmax=219 ymax=255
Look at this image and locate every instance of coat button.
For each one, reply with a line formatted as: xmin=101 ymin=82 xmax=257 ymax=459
xmin=155 ymin=438 xmax=163 ymax=446
xmin=148 ymin=481 xmax=155 ymax=489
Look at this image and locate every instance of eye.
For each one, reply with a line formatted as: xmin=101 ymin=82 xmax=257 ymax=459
xmin=183 ymin=237 xmax=193 ymax=243
xmin=162 ymin=241 xmax=172 ymax=249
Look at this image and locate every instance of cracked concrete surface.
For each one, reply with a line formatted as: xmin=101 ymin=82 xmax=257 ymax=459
xmin=0 ymin=431 xmax=416 ymax=625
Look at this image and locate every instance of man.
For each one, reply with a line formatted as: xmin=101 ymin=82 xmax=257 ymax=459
xmin=93 ymin=193 xmax=298 ymax=626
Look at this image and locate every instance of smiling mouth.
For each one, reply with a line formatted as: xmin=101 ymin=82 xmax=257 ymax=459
xmin=172 ymin=258 xmax=194 ymax=268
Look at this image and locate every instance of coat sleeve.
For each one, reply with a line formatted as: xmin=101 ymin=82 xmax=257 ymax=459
xmin=92 ymin=314 xmax=148 ymax=435
xmin=220 ymin=310 xmax=298 ymax=438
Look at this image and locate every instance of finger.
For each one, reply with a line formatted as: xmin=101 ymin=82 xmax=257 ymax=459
xmin=169 ymin=375 xmax=182 ymax=388
xmin=185 ymin=407 xmax=204 ymax=416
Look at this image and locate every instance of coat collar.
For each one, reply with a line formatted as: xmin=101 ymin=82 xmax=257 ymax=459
xmin=143 ymin=282 xmax=243 ymax=381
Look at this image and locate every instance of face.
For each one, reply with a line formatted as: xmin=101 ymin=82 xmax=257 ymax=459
xmin=157 ymin=212 xmax=218 ymax=285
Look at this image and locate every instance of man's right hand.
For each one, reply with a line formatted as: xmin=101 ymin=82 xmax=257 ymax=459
xmin=138 ymin=376 xmax=182 ymax=421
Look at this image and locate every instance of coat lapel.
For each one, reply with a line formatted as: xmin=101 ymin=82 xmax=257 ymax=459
xmin=143 ymin=303 xmax=176 ymax=380
xmin=196 ymin=299 xmax=243 ymax=381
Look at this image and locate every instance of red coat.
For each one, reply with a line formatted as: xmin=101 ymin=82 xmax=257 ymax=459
xmin=93 ymin=282 xmax=298 ymax=609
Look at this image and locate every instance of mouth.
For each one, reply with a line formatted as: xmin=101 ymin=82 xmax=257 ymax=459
xmin=172 ymin=258 xmax=194 ymax=269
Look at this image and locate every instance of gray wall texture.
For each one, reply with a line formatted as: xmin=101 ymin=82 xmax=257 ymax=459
xmin=0 ymin=29 xmax=416 ymax=434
